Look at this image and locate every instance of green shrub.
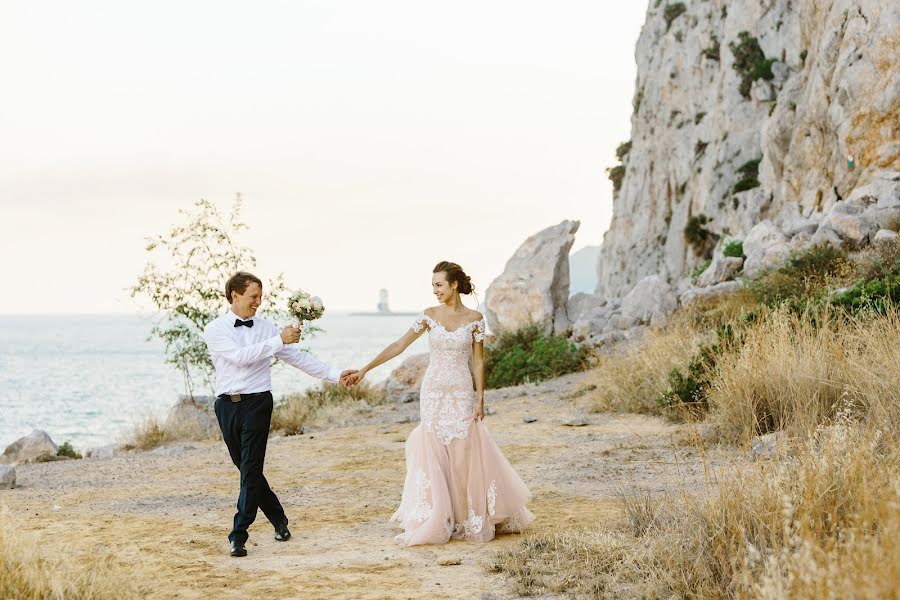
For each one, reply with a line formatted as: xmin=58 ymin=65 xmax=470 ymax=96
xmin=616 ymin=140 xmax=632 ymax=161
xmin=607 ymin=164 xmax=626 ymax=192
xmin=485 ymin=324 xmax=589 ymax=388
xmin=684 ymin=214 xmax=712 ymax=253
xmin=831 ymin=275 xmax=900 ymax=316
xmin=56 ymin=441 xmax=82 ymax=459
xmin=729 ymin=31 xmax=775 ymax=99
xmin=732 ymin=177 xmax=759 ymax=194
xmin=748 ymin=244 xmax=849 ymax=310
xmin=732 ymin=158 xmax=761 ymax=194
xmin=659 ymin=320 xmax=750 ymax=410
xmin=701 ymin=39 xmax=720 ymax=61
xmin=723 ymin=239 xmax=744 ymax=258
xmin=690 ymin=258 xmax=712 ymax=282
xmin=664 ymin=3 xmax=687 ymax=31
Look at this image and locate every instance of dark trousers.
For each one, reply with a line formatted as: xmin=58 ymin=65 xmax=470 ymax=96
xmin=214 ymin=392 xmax=287 ymax=543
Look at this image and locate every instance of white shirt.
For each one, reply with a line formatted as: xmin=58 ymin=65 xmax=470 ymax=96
xmin=203 ymin=309 xmax=340 ymax=396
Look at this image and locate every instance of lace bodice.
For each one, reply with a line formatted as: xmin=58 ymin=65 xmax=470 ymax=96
xmin=410 ymin=314 xmax=486 ymax=445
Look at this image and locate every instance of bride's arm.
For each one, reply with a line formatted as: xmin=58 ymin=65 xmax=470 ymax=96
xmin=355 ymin=327 xmax=425 ymax=381
xmin=472 ymin=338 xmax=486 ymax=419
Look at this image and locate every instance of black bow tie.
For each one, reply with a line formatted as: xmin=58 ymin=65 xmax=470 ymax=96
xmin=234 ymin=318 xmax=254 ymax=328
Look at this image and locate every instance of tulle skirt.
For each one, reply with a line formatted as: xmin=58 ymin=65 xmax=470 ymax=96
xmin=390 ymin=419 xmax=534 ymax=545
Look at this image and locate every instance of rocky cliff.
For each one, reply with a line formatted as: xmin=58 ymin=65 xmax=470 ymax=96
xmin=596 ymin=0 xmax=899 ymax=299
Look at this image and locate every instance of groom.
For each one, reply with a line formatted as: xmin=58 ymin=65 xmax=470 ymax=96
xmin=203 ymin=271 xmax=356 ymax=557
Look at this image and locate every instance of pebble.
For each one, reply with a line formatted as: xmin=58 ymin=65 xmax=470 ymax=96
xmin=437 ymin=557 xmax=462 ymax=566
xmin=523 ymin=416 xmax=538 ymax=423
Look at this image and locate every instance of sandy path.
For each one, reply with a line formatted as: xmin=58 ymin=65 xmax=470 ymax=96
xmin=2 ymin=372 xmax=733 ymax=599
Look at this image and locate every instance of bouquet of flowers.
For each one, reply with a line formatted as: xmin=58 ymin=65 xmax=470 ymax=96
xmin=287 ymin=289 xmax=325 ymax=327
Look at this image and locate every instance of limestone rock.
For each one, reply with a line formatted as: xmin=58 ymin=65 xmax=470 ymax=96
xmin=751 ymin=431 xmax=783 ymax=458
xmin=2 ymin=430 xmax=58 ymax=465
xmin=809 ymin=225 xmax=845 ymax=249
xmin=595 ymin=2 xmax=899 ymax=298
xmin=85 ymin=444 xmax=122 ymax=460
xmin=566 ymin=292 xmax=605 ymax=324
xmin=620 ymin=275 xmax=677 ymax=324
xmin=743 ymin=221 xmax=790 ymax=278
xmin=485 ymin=220 xmax=579 ymax=335
xmin=697 ymin=255 xmax=744 ymax=287
xmin=874 ymin=229 xmax=900 ymax=244
xmin=820 ymin=199 xmax=878 ymax=248
xmin=0 ymin=466 xmax=14 ymax=489
xmin=680 ymin=281 xmax=742 ymax=307
xmin=380 ymin=353 xmax=429 ymax=403
xmin=164 ymin=398 xmax=218 ymax=439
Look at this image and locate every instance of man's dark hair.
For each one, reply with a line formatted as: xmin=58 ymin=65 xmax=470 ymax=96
xmin=225 ymin=271 xmax=263 ymax=303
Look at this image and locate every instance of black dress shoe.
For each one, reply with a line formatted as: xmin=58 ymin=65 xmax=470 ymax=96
xmin=230 ymin=540 xmax=247 ymax=557
xmin=274 ymin=522 xmax=291 ymax=542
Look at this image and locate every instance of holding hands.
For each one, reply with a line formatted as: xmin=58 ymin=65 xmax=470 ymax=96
xmin=339 ymin=369 xmax=361 ymax=387
xmin=341 ymin=369 xmax=366 ymax=387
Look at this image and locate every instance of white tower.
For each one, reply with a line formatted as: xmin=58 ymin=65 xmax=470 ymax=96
xmin=377 ymin=289 xmax=390 ymax=313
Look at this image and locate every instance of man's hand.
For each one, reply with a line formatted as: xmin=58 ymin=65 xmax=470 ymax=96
xmin=339 ymin=369 xmax=359 ymax=387
xmin=280 ymin=326 xmax=301 ymax=345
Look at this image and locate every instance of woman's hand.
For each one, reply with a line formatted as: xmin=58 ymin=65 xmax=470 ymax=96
xmin=475 ymin=403 xmax=485 ymax=421
xmin=344 ymin=368 xmax=367 ymax=387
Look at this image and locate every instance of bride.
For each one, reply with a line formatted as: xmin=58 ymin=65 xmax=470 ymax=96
xmin=346 ymin=261 xmax=534 ymax=545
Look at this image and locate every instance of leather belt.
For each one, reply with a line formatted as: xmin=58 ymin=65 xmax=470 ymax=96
xmin=217 ymin=391 xmax=270 ymax=403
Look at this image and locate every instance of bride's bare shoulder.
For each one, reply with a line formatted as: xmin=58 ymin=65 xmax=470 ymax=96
xmin=423 ymin=306 xmax=441 ymax=318
xmin=467 ymin=309 xmax=484 ymax=322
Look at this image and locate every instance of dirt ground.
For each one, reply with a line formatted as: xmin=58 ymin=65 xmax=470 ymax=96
xmin=2 ymin=372 xmax=736 ymax=599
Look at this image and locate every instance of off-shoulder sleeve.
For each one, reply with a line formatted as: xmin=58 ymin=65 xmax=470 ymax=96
xmin=472 ymin=319 xmax=487 ymax=343
xmin=411 ymin=314 xmax=429 ymax=333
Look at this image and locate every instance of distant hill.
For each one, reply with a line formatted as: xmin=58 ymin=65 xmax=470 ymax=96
xmin=568 ymin=245 xmax=600 ymax=296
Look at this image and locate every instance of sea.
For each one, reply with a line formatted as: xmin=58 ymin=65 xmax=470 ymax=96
xmin=0 ymin=313 xmax=429 ymax=451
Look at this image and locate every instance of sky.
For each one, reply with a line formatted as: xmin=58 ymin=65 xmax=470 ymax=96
xmin=0 ymin=1 xmax=648 ymax=313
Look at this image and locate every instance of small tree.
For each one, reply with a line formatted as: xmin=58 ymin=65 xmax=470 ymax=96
xmin=130 ymin=195 xmax=290 ymax=396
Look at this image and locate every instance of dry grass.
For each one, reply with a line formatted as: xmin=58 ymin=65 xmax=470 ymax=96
xmin=708 ymin=307 xmax=900 ymax=443
xmin=587 ymin=316 xmax=716 ymax=415
xmin=490 ymin=420 xmax=900 ymax=599
xmin=503 ymin=294 xmax=900 ymax=598
xmin=122 ymin=408 xmax=216 ymax=451
xmin=0 ymin=508 xmax=144 ymax=599
xmin=271 ymin=381 xmax=387 ymax=435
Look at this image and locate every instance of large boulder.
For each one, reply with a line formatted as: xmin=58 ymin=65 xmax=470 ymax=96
xmin=380 ymin=352 xmax=430 ymax=403
xmin=485 ymin=220 xmax=579 ymax=336
xmin=566 ymin=292 xmax=606 ymax=324
xmin=697 ymin=255 xmax=744 ymax=287
xmin=1 ymin=430 xmax=58 ymax=465
xmin=163 ymin=396 xmax=218 ymax=439
xmin=0 ymin=466 xmax=14 ymax=489
xmin=820 ymin=198 xmax=879 ymax=248
xmin=85 ymin=444 xmax=122 ymax=460
xmin=680 ymin=281 xmax=743 ymax=307
xmin=743 ymin=221 xmax=791 ymax=278
xmin=620 ymin=275 xmax=677 ymax=327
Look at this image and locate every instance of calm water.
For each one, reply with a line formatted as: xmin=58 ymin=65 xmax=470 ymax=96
xmin=0 ymin=313 xmax=428 ymax=450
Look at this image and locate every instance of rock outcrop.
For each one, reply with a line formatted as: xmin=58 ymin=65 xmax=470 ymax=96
xmin=0 ymin=465 xmax=15 ymax=489
xmin=380 ymin=353 xmax=430 ymax=403
xmin=596 ymin=1 xmax=899 ymax=299
xmin=2 ymin=429 xmax=58 ymax=465
xmin=485 ymin=220 xmax=579 ymax=335
xmin=163 ymin=396 xmax=218 ymax=439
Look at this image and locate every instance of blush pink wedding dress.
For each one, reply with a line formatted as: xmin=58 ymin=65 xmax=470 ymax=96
xmin=389 ymin=314 xmax=535 ymax=545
